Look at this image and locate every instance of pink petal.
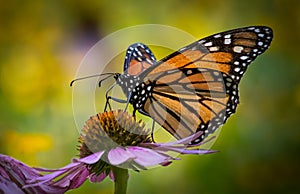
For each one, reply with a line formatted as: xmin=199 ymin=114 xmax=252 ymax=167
xmin=141 ymin=131 xmax=203 ymax=147
xmin=109 ymin=170 xmax=114 ymax=181
xmin=0 ymin=176 xmax=24 ymax=194
xmin=1 ymin=154 xmax=69 ymax=193
xmin=89 ymin=172 xmax=107 ymax=183
xmin=126 ymin=146 xmax=171 ymax=166
xmin=25 ymin=163 xmax=89 ymax=191
xmin=153 ymin=146 xmax=217 ymax=155
xmin=161 ymin=161 xmax=173 ymax=166
xmin=26 ymin=163 xmax=82 ymax=184
xmin=76 ymin=151 xmax=105 ymax=164
xmin=33 ymin=159 xmax=82 ymax=172
xmin=35 ymin=162 xmax=79 ymax=173
xmin=67 ymin=167 xmax=89 ymax=189
xmin=0 ymin=154 xmax=41 ymax=180
xmin=108 ymin=147 xmax=135 ymax=165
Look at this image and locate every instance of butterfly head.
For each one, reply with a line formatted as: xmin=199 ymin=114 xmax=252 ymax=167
xmin=114 ymin=73 xmax=141 ymax=96
xmin=113 ymin=73 xmax=121 ymax=80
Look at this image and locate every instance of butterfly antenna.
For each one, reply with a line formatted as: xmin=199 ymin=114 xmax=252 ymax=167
xmin=70 ymin=73 xmax=115 ymax=87
xmin=98 ymin=74 xmax=115 ymax=87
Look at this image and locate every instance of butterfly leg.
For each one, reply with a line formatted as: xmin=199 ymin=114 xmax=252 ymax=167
xmin=105 ymin=96 xmax=128 ymax=111
xmin=104 ymin=98 xmax=112 ymax=111
xmin=132 ymin=109 xmax=137 ymax=117
xmin=151 ymin=120 xmax=156 ymax=143
xmin=104 ymin=83 xmax=117 ymax=111
xmin=123 ymin=92 xmax=132 ymax=113
xmin=104 ymin=84 xmax=132 ymax=111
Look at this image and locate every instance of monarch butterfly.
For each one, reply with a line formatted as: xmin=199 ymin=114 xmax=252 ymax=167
xmin=72 ymin=26 xmax=273 ymax=144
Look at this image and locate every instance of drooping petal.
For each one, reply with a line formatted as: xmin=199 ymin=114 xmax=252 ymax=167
xmin=76 ymin=151 xmax=105 ymax=164
xmin=0 ymin=154 xmax=69 ymax=194
xmin=160 ymin=161 xmax=173 ymax=166
xmin=0 ymin=175 xmax=24 ymax=194
xmin=23 ymin=152 xmax=110 ymax=192
xmin=69 ymin=168 xmax=89 ymax=189
xmin=126 ymin=146 xmax=172 ymax=167
xmin=141 ymin=131 xmax=203 ymax=148
xmin=109 ymin=170 xmax=115 ymax=181
xmin=26 ymin=163 xmax=82 ymax=184
xmin=33 ymin=162 xmax=79 ymax=173
xmin=151 ymin=145 xmax=217 ymax=155
xmin=24 ymin=163 xmax=91 ymax=193
xmin=108 ymin=147 xmax=135 ymax=165
xmin=52 ymin=164 xmax=89 ymax=189
xmin=0 ymin=154 xmax=41 ymax=181
xmin=139 ymin=132 xmax=217 ymax=157
xmin=89 ymin=172 xmax=108 ymax=183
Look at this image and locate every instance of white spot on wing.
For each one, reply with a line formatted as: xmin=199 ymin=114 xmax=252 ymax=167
xmin=209 ymin=46 xmax=219 ymax=51
xmin=213 ymin=71 xmax=220 ymax=76
xmin=234 ymin=67 xmax=241 ymax=72
xmin=204 ymin=42 xmax=213 ymax=46
xmin=240 ymin=56 xmax=248 ymax=60
xmin=179 ymin=47 xmax=186 ymax=52
xmin=224 ymin=39 xmax=231 ymax=44
xmin=198 ymin=40 xmax=205 ymax=44
xmin=233 ymin=46 xmax=244 ymax=53
xmin=224 ymin=34 xmax=231 ymax=39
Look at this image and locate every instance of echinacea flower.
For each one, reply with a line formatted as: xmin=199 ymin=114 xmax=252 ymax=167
xmin=26 ymin=110 xmax=215 ymax=193
xmin=2 ymin=110 xmax=215 ymax=194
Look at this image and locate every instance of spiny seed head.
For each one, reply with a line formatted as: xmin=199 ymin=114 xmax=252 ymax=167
xmin=78 ymin=110 xmax=152 ymax=159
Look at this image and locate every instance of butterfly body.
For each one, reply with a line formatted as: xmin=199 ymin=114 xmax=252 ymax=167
xmin=115 ymin=73 xmax=154 ymax=113
xmin=109 ymin=26 xmax=273 ymax=144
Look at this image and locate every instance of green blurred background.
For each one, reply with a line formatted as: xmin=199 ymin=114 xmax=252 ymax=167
xmin=0 ymin=0 xmax=299 ymax=193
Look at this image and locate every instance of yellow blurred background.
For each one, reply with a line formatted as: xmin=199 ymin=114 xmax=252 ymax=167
xmin=0 ymin=0 xmax=299 ymax=193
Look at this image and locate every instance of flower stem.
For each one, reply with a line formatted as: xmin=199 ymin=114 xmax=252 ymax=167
xmin=112 ymin=166 xmax=129 ymax=194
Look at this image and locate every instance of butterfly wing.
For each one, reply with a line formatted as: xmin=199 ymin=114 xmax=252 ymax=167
xmin=123 ymin=43 xmax=156 ymax=75
xmin=139 ymin=26 xmax=273 ymax=143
